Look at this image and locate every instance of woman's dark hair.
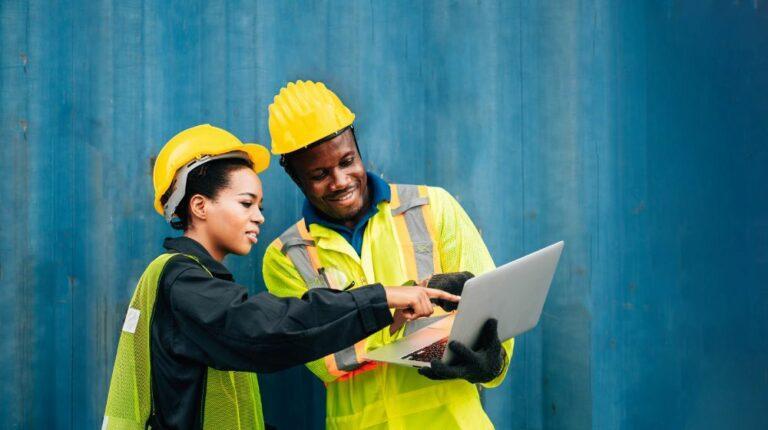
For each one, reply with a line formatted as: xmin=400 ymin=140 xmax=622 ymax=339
xmin=161 ymin=157 xmax=254 ymax=231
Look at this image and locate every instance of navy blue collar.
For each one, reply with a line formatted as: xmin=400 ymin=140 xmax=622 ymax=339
xmin=302 ymin=173 xmax=391 ymax=235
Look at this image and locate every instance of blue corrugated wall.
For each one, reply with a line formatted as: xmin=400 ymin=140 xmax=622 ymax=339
xmin=1 ymin=1 xmax=767 ymax=429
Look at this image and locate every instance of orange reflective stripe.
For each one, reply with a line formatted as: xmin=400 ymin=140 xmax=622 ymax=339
xmin=280 ymin=222 xmax=327 ymax=289
xmin=296 ymin=221 xmax=323 ymax=271
xmin=324 ymin=354 xmax=346 ymax=378
xmin=354 ymin=340 xmax=366 ymax=357
xmin=390 ymin=184 xmax=401 ymax=208
xmin=394 ymin=216 xmax=418 ymax=281
xmin=333 ymin=361 xmax=380 ymax=383
xmin=294 ymin=221 xmax=341 ymax=289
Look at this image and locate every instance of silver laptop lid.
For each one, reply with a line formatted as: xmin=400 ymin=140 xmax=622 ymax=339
xmin=444 ymin=241 xmax=564 ymax=363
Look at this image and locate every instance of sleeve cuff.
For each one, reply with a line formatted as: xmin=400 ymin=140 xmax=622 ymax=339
xmin=349 ymin=284 xmax=393 ymax=334
xmin=482 ymin=337 xmax=514 ymax=388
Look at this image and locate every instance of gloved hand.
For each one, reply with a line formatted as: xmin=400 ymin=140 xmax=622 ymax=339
xmin=426 ymin=271 xmax=474 ymax=311
xmin=418 ymin=319 xmax=505 ymax=384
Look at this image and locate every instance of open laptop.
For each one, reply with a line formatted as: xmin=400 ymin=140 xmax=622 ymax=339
xmin=364 ymin=241 xmax=564 ymax=367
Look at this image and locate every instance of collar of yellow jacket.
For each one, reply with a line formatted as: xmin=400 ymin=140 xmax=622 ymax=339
xmin=306 ymin=200 xmax=393 ymax=259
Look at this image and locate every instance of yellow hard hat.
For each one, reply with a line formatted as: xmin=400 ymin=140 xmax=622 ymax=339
xmin=152 ymin=124 xmax=270 ymax=220
xmin=268 ymin=80 xmax=355 ymax=155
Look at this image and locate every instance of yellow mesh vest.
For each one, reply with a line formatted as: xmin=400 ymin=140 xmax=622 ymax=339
xmin=102 ymin=253 xmax=264 ymax=430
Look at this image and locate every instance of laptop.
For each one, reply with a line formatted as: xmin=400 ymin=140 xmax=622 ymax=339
xmin=364 ymin=241 xmax=564 ymax=367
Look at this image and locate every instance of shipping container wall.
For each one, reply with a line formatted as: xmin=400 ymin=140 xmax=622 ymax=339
xmin=1 ymin=1 xmax=766 ymax=429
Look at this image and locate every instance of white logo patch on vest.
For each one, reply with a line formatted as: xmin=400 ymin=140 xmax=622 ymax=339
xmin=122 ymin=308 xmax=141 ymax=334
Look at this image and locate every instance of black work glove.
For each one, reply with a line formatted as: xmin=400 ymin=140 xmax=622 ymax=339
xmin=426 ymin=271 xmax=474 ymax=311
xmin=418 ymin=319 xmax=505 ymax=384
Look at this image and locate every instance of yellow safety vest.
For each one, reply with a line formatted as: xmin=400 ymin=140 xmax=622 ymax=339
xmin=263 ymin=184 xmax=514 ymax=430
xmin=103 ymin=253 xmax=264 ymax=430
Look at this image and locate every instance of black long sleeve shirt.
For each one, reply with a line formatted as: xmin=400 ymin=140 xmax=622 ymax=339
xmin=149 ymin=237 xmax=393 ymax=429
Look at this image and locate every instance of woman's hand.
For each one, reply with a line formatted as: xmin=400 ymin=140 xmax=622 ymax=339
xmin=383 ymin=287 xmax=460 ymax=320
xmin=389 ymin=309 xmax=408 ymax=335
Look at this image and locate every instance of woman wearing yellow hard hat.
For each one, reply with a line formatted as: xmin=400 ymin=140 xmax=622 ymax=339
xmin=101 ymin=124 xmax=461 ymax=430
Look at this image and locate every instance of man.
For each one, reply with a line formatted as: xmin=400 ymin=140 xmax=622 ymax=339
xmin=262 ymin=81 xmax=513 ymax=429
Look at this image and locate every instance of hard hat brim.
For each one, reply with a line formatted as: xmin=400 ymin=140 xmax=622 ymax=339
xmin=270 ymin=124 xmax=353 ymax=155
xmin=241 ymin=143 xmax=271 ymax=174
xmin=152 ymin=143 xmax=271 ymax=215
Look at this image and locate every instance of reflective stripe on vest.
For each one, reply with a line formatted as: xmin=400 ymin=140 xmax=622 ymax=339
xmin=390 ymin=184 xmax=447 ymax=336
xmin=279 ymin=220 xmax=361 ymax=376
xmin=277 ymin=222 xmax=329 ymax=290
xmin=103 ymin=253 xmax=263 ymax=430
xmin=390 ymin=184 xmax=441 ymax=282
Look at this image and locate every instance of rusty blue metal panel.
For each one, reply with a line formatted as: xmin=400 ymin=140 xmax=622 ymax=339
xmin=1 ymin=1 xmax=767 ymax=429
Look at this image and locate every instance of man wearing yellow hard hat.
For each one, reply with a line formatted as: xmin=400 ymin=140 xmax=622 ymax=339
xmin=102 ymin=124 xmax=461 ymax=429
xmin=262 ymin=81 xmax=514 ymax=429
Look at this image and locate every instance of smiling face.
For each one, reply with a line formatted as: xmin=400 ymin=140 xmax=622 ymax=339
xmin=286 ymin=129 xmax=369 ymax=227
xmin=192 ymin=167 xmax=265 ymax=260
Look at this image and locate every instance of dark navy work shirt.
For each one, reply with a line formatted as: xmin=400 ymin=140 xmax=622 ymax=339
xmin=303 ymin=173 xmax=391 ymax=256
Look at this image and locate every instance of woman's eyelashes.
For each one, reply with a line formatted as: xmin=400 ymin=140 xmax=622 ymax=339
xmin=240 ymin=201 xmax=265 ymax=213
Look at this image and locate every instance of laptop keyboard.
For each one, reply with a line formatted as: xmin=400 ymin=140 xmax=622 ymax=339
xmin=402 ymin=337 xmax=448 ymax=362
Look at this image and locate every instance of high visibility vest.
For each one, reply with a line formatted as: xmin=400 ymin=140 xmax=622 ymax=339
xmin=102 ymin=253 xmax=264 ymax=430
xmin=275 ymin=184 xmax=451 ymax=376
xmin=264 ymin=184 xmax=512 ymax=430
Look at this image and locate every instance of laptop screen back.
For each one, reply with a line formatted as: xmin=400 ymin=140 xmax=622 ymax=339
xmin=444 ymin=241 xmax=564 ymax=363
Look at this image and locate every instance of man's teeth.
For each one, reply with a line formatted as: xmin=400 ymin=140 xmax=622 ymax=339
xmin=334 ymin=190 xmax=354 ymax=201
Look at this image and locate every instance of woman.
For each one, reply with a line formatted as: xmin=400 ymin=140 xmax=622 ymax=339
xmin=102 ymin=124 xmax=460 ymax=430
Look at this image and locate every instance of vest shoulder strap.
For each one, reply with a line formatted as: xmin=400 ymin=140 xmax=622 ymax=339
xmin=277 ymin=221 xmax=371 ymax=374
xmin=390 ymin=184 xmax=442 ymax=281
xmin=278 ymin=220 xmax=333 ymax=289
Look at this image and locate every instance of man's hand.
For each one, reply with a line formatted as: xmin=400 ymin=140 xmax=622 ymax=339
xmin=418 ymin=318 xmax=504 ymax=384
xmin=425 ymin=271 xmax=474 ymax=311
xmin=383 ymin=287 xmax=460 ymax=320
